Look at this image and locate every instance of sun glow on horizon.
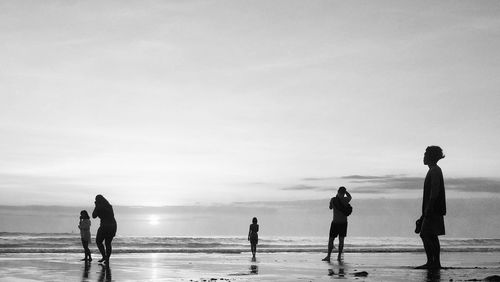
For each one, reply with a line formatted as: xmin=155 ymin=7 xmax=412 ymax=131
xmin=148 ymin=214 xmax=160 ymax=226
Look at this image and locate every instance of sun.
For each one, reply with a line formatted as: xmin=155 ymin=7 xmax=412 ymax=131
xmin=148 ymin=214 xmax=160 ymax=226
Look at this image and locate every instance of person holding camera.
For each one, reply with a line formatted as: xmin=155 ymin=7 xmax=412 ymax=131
xmin=323 ymin=186 xmax=352 ymax=262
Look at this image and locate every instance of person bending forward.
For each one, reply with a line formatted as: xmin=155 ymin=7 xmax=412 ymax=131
xmin=92 ymin=195 xmax=117 ymax=264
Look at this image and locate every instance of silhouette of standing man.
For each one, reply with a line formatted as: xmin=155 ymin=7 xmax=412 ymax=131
xmin=417 ymin=146 xmax=446 ymax=269
xmin=323 ymin=186 xmax=352 ymax=262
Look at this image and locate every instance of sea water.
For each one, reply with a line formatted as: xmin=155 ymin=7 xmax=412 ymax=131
xmin=1 ymin=232 xmax=499 ymax=254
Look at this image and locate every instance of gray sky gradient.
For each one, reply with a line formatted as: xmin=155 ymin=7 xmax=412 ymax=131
xmin=1 ymin=1 xmax=500 ymax=205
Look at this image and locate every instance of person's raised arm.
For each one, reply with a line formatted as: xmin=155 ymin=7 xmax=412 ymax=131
xmin=345 ymin=191 xmax=352 ymax=203
xmin=92 ymin=206 xmax=99 ymax=219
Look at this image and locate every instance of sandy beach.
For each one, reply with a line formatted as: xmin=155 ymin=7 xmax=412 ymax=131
xmin=1 ymin=251 xmax=499 ymax=282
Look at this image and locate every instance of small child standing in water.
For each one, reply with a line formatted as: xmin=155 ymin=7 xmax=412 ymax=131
xmin=248 ymin=217 xmax=259 ymax=259
xmin=78 ymin=210 xmax=92 ymax=261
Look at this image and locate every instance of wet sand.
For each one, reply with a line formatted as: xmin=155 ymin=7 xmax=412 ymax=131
xmin=0 ymin=252 xmax=499 ymax=281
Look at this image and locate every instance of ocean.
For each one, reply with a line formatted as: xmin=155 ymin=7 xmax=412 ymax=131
xmin=1 ymin=232 xmax=499 ymax=254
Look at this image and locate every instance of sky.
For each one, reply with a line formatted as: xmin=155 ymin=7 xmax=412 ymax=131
xmin=1 ymin=0 xmax=500 ymax=207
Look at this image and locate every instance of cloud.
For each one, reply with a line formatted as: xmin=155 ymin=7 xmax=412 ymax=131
xmin=281 ymin=184 xmax=337 ymax=192
xmin=294 ymin=174 xmax=500 ymax=195
xmin=301 ymin=177 xmax=338 ymax=181
xmin=348 ymin=176 xmax=423 ymax=189
xmin=349 ymin=187 xmax=387 ymax=194
xmin=446 ymin=178 xmax=500 ymax=194
xmin=282 ymin=184 xmax=321 ymax=191
xmin=342 ymin=175 xmax=500 ymax=194
xmin=302 ymin=175 xmax=405 ymax=182
xmin=340 ymin=175 xmax=397 ymax=180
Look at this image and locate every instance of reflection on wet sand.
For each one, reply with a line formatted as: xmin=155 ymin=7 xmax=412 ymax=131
xmin=328 ymin=267 xmax=345 ymax=278
xmin=328 ymin=260 xmax=346 ymax=278
xmin=338 ymin=267 xmax=345 ymax=278
xmin=97 ymin=264 xmax=112 ymax=282
xmin=81 ymin=261 xmax=90 ymax=281
xmin=424 ymin=268 xmax=441 ymax=282
xmin=250 ymin=264 xmax=258 ymax=275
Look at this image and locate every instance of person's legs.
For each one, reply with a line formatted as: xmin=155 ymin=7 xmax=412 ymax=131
xmin=104 ymin=236 xmax=114 ymax=262
xmin=323 ymin=221 xmax=337 ymax=261
xmin=96 ymin=228 xmax=106 ymax=262
xmin=416 ymin=234 xmax=433 ymax=269
xmin=430 ymin=216 xmax=444 ymax=269
xmin=337 ymin=236 xmax=345 ymax=261
xmin=337 ymin=222 xmax=347 ymax=261
xmin=417 ymin=215 xmax=436 ymax=269
xmin=429 ymin=235 xmax=441 ymax=268
xmin=81 ymin=239 xmax=88 ymax=260
xmin=251 ymin=243 xmax=256 ymax=257
xmin=323 ymin=236 xmax=335 ymax=261
xmin=86 ymin=244 xmax=92 ymax=261
xmin=327 ymin=236 xmax=335 ymax=255
xmin=435 ymin=236 xmax=441 ymax=267
xmin=418 ymin=215 xmax=444 ymax=269
xmin=81 ymin=239 xmax=91 ymax=260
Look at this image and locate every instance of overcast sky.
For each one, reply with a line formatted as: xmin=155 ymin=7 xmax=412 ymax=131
xmin=1 ymin=0 xmax=500 ymax=206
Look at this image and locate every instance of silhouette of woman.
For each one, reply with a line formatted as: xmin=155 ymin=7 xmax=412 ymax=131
xmin=248 ymin=217 xmax=259 ymax=259
xmin=78 ymin=210 xmax=92 ymax=261
xmin=92 ymin=195 xmax=117 ymax=264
